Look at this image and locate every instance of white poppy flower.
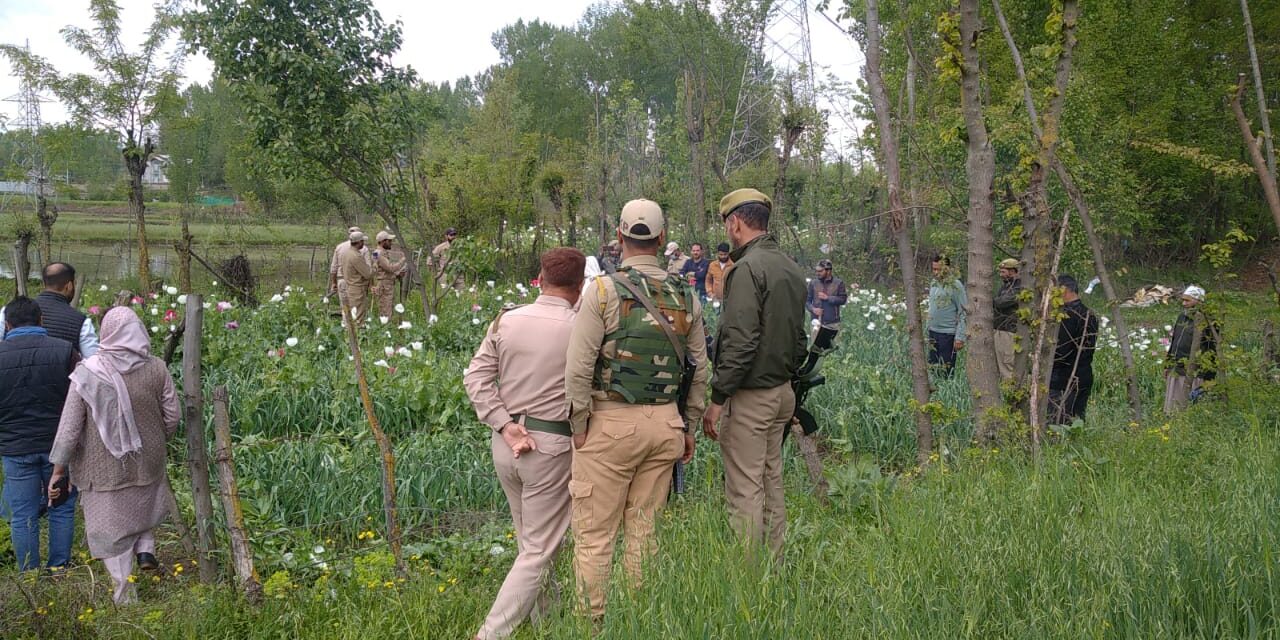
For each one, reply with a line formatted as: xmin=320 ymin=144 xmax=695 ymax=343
xmin=177 ymin=295 xmax=188 ymax=305
xmin=165 ymin=286 xmax=178 ymax=295
xmin=884 ymin=314 xmax=894 ymax=321
xmin=411 ymin=341 xmax=423 ymax=351
xmin=394 ymin=303 xmax=405 ymax=314
xmin=398 ymin=321 xmax=412 ymax=330
xmin=429 ymin=314 xmax=439 ymax=325
xmin=373 ymin=359 xmax=389 ymax=368
xmin=270 ymin=294 xmax=284 ymax=303
xmin=384 ymin=346 xmax=396 ymax=357
xmin=379 ymin=316 xmax=389 ymax=325
xmin=211 ymin=280 xmax=218 ymax=286
xmin=486 ymin=281 xmax=496 ymax=288
xmin=472 ymin=318 xmax=481 ymax=325
xmin=322 ymin=297 xmax=330 ymax=304
xmin=286 ymin=337 xmax=299 ymax=347
xmin=149 ymin=308 xmax=159 ymax=316
xmin=397 ymin=347 xmax=412 ymax=357
xmin=312 ymin=545 xmax=325 ymax=555
xmin=98 ymin=284 xmax=108 ymax=292
xmin=202 ymin=302 xmax=211 ymax=310
xmin=489 ymin=545 xmax=505 ymax=556
xmin=317 ymin=345 xmax=326 ymax=352
xmin=867 ymin=322 xmax=877 ymax=330
xmin=285 ymin=285 xmax=294 ymax=292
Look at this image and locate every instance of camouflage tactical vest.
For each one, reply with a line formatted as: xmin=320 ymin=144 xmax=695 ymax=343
xmin=595 ymin=267 xmax=696 ymax=404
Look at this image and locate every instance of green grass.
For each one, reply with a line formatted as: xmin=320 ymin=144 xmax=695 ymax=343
xmin=2 ymin=283 xmax=1278 ymax=638
xmin=47 ymin=210 xmax=344 ymax=247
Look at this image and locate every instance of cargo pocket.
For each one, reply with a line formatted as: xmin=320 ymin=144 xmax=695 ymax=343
xmin=599 ymin=418 xmax=636 ymax=443
xmin=568 ymin=480 xmax=593 ymax=531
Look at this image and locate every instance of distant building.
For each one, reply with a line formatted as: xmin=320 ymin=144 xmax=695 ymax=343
xmin=143 ymin=154 xmax=170 ymax=186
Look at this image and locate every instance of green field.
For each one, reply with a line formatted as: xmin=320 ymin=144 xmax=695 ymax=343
xmin=0 ymin=280 xmax=1276 ymax=638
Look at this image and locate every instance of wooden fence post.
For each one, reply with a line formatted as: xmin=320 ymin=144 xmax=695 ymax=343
xmin=182 ymin=294 xmax=219 ymax=583
xmin=212 ymin=385 xmax=262 ymax=602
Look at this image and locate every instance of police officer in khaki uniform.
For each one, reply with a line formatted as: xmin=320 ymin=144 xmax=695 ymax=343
xmin=339 ymin=231 xmax=375 ymax=326
xmin=564 ymin=199 xmax=708 ymax=621
xmin=329 ymin=226 xmax=369 ymax=301
xmin=372 ymin=230 xmax=406 ymax=318
xmin=464 ymin=247 xmax=585 ymax=640
xmin=431 ymin=228 xmax=462 ymax=290
xmin=702 ymin=189 xmax=807 ymax=558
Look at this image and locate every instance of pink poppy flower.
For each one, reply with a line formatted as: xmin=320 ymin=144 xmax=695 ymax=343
xmin=88 ymin=305 xmax=101 ymax=316
xmin=163 ymin=309 xmax=178 ymax=323
xmin=225 ymin=321 xmax=239 ymax=330
xmin=530 ymin=278 xmax=540 ymax=288
xmin=131 ymin=296 xmax=144 ymax=305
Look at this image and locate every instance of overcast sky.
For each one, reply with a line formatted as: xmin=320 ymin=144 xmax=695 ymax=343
xmin=0 ymin=0 xmax=864 ymax=149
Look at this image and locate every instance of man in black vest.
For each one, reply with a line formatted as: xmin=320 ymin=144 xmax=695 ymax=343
xmin=0 ymin=262 xmax=98 ymax=357
xmin=0 ymin=296 xmax=79 ymax=572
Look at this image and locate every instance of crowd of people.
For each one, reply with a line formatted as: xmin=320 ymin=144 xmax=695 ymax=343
xmin=0 ymin=197 xmax=1222 ymax=623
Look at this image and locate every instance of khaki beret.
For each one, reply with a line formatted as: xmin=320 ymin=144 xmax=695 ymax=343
xmin=999 ymin=258 xmax=1019 ymax=270
xmin=718 ymin=188 xmax=772 ymax=219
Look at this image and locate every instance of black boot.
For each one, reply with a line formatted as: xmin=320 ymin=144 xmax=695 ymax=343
xmin=136 ymin=552 xmax=159 ymax=571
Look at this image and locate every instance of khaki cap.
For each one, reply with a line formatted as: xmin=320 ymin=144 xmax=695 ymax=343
xmin=619 ymin=199 xmax=664 ymax=240
xmin=718 ymin=188 xmax=772 ymax=219
xmin=348 ymin=226 xmax=362 ymax=234
xmin=999 ymin=258 xmax=1019 ymax=270
xmin=376 ymin=230 xmax=396 ymax=242
xmin=349 ymin=231 xmax=366 ymax=243
xmin=665 ymin=241 xmax=679 ymax=256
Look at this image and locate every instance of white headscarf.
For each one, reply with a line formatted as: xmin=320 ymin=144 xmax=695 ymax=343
xmin=584 ymin=256 xmax=604 ymax=279
xmin=69 ymin=307 xmax=152 ymax=459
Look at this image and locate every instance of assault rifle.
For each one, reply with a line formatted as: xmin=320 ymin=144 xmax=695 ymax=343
xmin=788 ymin=326 xmax=839 ymax=440
xmin=673 ymin=353 xmax=698 ymax=495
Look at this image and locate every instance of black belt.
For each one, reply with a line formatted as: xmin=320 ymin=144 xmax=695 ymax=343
xmin=511 ymin=414 xmax=572 ymax=437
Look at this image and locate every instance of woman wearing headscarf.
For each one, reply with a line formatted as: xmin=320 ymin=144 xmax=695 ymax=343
xmin=581 ymin=255 xmax=605 ymax=301
xmin=47 ymin=306 xmax=179 ymax=604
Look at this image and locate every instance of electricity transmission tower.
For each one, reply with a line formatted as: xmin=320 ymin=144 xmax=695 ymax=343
xmin=4 ymin=40 xmax=55 ymax=273
xmin=724 ymin=0 xmax=818 ymax=176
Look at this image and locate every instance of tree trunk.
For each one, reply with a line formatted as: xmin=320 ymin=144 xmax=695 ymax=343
xmin=864 ymin=0 xmax=934 ymax=465
xmin=685 ymin=69 xmax=708 ymax=237
xmin=1239 ymin=0 xmax=1276 ymax=180
xmin=36 ymin=195 xmax=55 ymax=266
xmin=125 ymin=137 xmax=155 ymax=292
xmin=12 ymin=235 xmax=30 ymax=298
xmin=1231 ymin=75 xmax=1280 ymax=238
xmin=957 ymin=0 xmax=1003 ymax=443
xmin=340 ymin=297 xmax=405 ymax=575
xmin=177 ymin=208 xmax=194 ymax=294
xmin=989 ymin=0 xmax=1142 ymax=421
xmin=773 ymin=123 xmax=804 ymax=224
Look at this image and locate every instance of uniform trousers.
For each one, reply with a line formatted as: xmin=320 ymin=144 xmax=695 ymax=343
xmin=478 ymin=430 xmax=572 ymax=640
xmin=719 ymin=383 xmax=794 ymax=557
xmin=570 ymin=401 xmax=683 ymax=619
xmin=374 ymin=280 xmax=397 ymax=318
xmin=994 ymin=330 xmax=1016 ymax=382
xmin=346 ymin=285 xmax=371 ymax=326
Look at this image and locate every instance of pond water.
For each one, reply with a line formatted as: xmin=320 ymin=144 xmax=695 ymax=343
xmin=1 ymin=242 xmax=332 ymax=290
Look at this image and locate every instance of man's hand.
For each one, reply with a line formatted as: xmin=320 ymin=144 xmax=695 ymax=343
xmin=573 ymin=428 xmax=588 ymax=451
xmin=811 ymin=306 xmax=822 ymax=318
xmin=817 ymin=291 xmax=829 ymax=300
xmin=501 ymin=422 xmax=536 ymax=458
xmin=47 ymin=466 xmax=67 ymax=506
xmin=703 ymin=403 xmax=723 ymax=440
xmin=955 ymin=340 xmax=965 ymax=351
xmin=681 ymin=433 xmax=695 ymax=464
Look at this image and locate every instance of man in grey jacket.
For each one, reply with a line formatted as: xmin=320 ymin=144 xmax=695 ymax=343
xmin=926 ymin=255 xmax=967 ymax=376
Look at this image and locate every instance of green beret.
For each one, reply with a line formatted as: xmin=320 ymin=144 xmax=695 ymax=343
xmin=718 ymin=188 xmax=772 ymax=218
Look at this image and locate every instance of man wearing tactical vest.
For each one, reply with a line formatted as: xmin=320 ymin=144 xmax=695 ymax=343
xmin=702 ymin=188 xmax=807 ymax=559
xmin=564 ymin=198 xmax=709 ymax=621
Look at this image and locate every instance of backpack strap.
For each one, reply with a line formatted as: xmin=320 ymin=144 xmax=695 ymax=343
xmin=490 ymin=303 xmax=526 ymax=334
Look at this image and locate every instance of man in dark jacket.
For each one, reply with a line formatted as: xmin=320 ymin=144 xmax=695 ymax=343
xmin=679 ymin=242 xmax=711 ymax=298
xmin=703 ymin=188 xmax=807 ymax=557
xmin=993 ymin=258 xmax=1022 ymax=382
xmin=0 ymin=262 xmax=98 ymax=357
xmin=806 ymin=259 xmax=849 ymax=333
xmin=1163 ymin=284 xmax=1218 ymax=414
xmin=1048 ymin=275 xmax=1098 ymax=424
xmin=0 ymin=296 xmax=79 ymax=572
